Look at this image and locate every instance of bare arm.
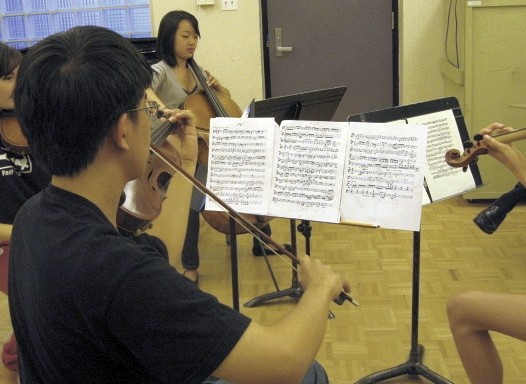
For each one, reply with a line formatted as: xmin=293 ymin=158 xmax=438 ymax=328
xmin=480 ymin=123 xmax=526 ymax=186
xmin=147 ymin=108 xmax=198 ymax=265
xmin=212 ymin=254 xmax=351 ymax=384
xmin=160 ymin=108 xmax=198 ymax=175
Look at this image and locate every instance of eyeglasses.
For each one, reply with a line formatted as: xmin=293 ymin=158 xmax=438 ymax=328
xmin=127 ymin=101 xmax=161 ymax=118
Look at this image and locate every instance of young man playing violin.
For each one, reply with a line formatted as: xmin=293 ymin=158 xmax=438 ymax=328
xmin=10 ymin=26 xmax=350 ymax=383
xmin=0 ymin=42 xmax=50 ymax=377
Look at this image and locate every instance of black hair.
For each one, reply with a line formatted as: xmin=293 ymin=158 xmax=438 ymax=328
xmin=0 ymin=42 xmax=22 ymax=78
xmin=14 ymin=26 xmax=153 ymax=176
xmin=156 ymin=10 xmax=200 ymax=67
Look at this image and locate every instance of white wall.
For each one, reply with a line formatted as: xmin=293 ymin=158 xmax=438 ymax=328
xmin=150 ymin=0 xmax=446 ymax=110
xmin=399 ymin=0 xmax=446 ymax=105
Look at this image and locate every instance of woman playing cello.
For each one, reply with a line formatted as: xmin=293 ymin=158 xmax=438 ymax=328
xmin=146 ymin=10 xmax=275 ymax=284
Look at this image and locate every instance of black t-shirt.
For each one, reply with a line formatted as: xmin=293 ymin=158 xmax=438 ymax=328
xmin=9 ymin=185 xmax=251 ymax=384
xmin=0 ymin=145 xmax=50 ymax=224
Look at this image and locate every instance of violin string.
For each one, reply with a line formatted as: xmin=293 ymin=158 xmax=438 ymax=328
xmin=150 ymin=120 xmax=172 ymax=146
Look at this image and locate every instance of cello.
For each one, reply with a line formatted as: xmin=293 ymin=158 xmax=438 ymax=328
xmin=183 ymin=58 xmax=273 ymax=234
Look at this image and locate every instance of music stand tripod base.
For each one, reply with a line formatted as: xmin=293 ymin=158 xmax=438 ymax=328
xmin=354 ymin=344 xmax=453 ymax=384
xmin=354 ymin=232 xmax=453 ymax=384
xmin=244 ymin=219 xmax=303 ymax=308
xmin=244 ymin=286 xmax=302 ymax=308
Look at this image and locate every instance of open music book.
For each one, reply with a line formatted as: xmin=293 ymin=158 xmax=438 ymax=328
xmin=205 ymin=118 xmax=428 ymax=231
xmin=349 ymin=100 xmax=479 ymax=205
xmin=406 ymin=109 xmax=477 ymax=204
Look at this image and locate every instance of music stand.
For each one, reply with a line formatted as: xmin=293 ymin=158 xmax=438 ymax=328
xmin=243 ymin=86 xmax=347 ymax=308
xmin=347 ymin=97 xmax=475 ymax=384
xmin=128 ymin=37 xmax=159 ymax=65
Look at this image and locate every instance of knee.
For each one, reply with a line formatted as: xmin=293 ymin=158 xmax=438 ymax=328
xmin=446 ymin=291 xmax=480 ymax=334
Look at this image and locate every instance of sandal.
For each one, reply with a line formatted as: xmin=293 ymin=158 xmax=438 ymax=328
xmin=182 ymin=269 xmax=199 ymax=284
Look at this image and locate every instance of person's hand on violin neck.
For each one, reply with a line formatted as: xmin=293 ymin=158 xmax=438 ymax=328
xmin=480 ymin=122 xmax=526 ymax=186
xmin=161 ymin=108 xmax=198 ymax=172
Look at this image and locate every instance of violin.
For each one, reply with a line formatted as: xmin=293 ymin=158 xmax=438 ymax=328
xmin=117 ymin=110 xmax=357 ymax=307
xmin=117 ymin=108 xmax=182 ymax=234
xmin=184 ymin=58 xmax=274 ymax=235
xmin=0 ymin=110 xmax=30 ymax=154
xmin=445 ymin=128 xmax=526 ymax=171
xmin=149 ymin=143 xmax=358 ymax=307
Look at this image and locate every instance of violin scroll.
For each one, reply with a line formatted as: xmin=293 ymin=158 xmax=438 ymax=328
xmin=445 ymin=127 xmax=526 ymax=171
xmin=444 ymin=141 xmax=489 ymax=171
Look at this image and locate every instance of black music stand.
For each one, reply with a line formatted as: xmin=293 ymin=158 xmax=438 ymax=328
xmin=128 ymin=37 xmax=159 ymax=65
xmin=348 ymin=97 xmax=478 ymax=384
xmin=243 ymin=86 xmax=347 ymax=308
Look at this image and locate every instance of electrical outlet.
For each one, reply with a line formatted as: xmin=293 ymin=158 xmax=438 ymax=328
xmin=221 ymin=0 xmax=238 ymax=11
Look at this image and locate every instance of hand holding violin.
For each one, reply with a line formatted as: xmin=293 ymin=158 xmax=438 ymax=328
xmin=478 ymin=123 xmax=526 ymax=186
xmin=158 ymin=108 xmax=198 ymax=172
xmin=445 ymin=122 xmax=526 ymax=175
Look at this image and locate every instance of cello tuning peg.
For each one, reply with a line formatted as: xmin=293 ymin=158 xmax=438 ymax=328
xmin=463 ymin=140 xmax=474 ymax=149
xmin=473 ymin=133 xmax=483 ymax=142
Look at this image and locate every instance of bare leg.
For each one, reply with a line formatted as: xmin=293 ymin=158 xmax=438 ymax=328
xmin=447 ymin=291 xmax=526 ymax=384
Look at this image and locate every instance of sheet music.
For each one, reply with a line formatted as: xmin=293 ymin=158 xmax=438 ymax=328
xmin=268 ymin=120 xmax=347 ymax=222
xmin=340 ymin=122 xmax=427 ymax=231
xmin=205 ymin=118 xmax=428 ymax=231
xmin=407 ymin=110 xmax=476 ymax=202
xmin=386 ymin=120 xmax=432 ymax=205
xmin=205 ymin=117 xmax=277 ymax=214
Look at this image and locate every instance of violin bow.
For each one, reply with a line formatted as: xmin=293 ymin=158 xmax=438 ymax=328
xmin=150 ymin=144 xmax=358 ymax=307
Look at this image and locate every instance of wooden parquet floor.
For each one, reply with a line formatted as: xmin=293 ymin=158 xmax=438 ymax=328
xmin=2 ymin=195 xmax=526 ymax=383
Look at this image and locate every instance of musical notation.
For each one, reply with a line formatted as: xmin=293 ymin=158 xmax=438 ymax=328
xmin=205 ymin=118 xmax=428 ymax=231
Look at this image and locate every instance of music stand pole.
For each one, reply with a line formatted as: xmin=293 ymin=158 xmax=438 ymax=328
xmin=229 ymin=216 xmax=240 ymax=311
xmin=354 ymin=231 xmax=452 ymax=384
xmin=244 ymin=218 xmax=302 ymax=307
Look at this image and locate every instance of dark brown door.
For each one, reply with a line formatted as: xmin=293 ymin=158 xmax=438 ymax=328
xmin=262 ymin=0 xmax=397 ymax=121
